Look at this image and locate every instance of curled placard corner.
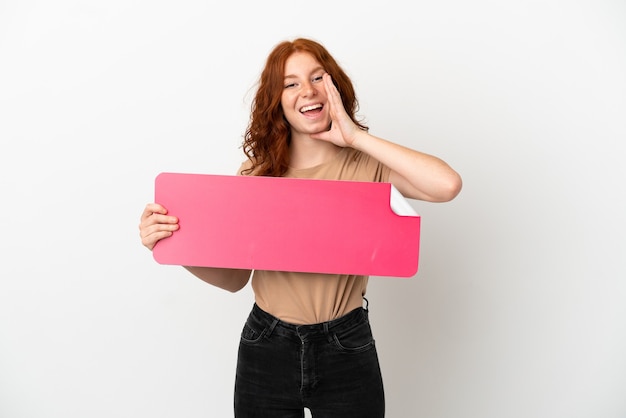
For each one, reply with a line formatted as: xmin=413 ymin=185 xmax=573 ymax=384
xmin=389 ymin=185 xmax=419 ymax=217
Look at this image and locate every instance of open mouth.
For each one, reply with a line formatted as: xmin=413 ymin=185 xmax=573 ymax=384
xmin=299 ymin=103 xmax=323 ymax=114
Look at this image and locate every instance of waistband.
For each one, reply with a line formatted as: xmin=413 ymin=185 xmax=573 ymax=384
xmin=250 ymin=301 xmax=369 ymax=338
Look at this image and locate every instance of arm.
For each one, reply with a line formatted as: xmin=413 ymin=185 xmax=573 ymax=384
xmin=139 ymin=203 xmax=252 ymax=292
xmin=350 ymin=132 xmax=462 ymax=202
xmin=313 ymin=73 xmax=462 ymax=202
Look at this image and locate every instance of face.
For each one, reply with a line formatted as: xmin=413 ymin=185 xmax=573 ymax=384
xmin=281 ymin=51 xmax=331 ymax=138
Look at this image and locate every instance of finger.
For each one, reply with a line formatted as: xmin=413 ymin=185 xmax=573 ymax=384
xmin=141 ymin=230 xmax=174 ymax=250
xmin=323 ymin=74 xmax=348 ymax=122
xmin=139 ymin=209 xmax=178 ymax=239
xmin=151 ymin=212 xmax=179 ymax=225
xmin=323 ymin=74 xmax=342 ymax=106
xmin=140 ymin=223 xmax=179 ymax=250
xmin=141 ymin=203 xmax=166 ymax=221
xmin=141 ymin=222 xmax=179 ymax=238
xmin=139 ymin=214 xmax=179 ymax=238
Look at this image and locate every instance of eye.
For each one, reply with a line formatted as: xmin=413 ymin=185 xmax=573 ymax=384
xmin=312 ymin=75 xmax=323 ymax=83
xmin=284 ymin=82 xmax=297 ymax=89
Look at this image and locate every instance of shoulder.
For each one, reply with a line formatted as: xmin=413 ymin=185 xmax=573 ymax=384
xmin=335 ymin=148 xmax=391 ymax=183
xmin=237 ymin=159 xmax=254 ymax=176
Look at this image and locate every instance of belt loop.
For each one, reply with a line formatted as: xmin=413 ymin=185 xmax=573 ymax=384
xmin=323 ymin=322 xmax=333 ymax=343
xmin=363 ymin=297 xmax=369 ymax=312
xmin=266 ymin=319 xmax=279 ymax=338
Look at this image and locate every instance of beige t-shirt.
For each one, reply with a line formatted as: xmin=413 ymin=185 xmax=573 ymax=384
xmin=238 ymin=147 xmax=391 ymax=324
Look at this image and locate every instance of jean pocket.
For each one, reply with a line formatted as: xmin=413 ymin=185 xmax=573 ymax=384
xmin=240 ymin=321 xmax=267 ymax=345
xmin=332 ymin=321 xmax=376 ymax=353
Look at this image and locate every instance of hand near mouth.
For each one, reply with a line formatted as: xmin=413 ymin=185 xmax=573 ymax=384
xmin=310 ymin=73 xmax=361 ymax=148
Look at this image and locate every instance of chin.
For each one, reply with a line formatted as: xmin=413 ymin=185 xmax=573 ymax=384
xmin=310 ymin=121 xmax=332 ymax=134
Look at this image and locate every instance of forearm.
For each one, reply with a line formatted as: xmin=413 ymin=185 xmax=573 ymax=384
xmin=183 ymin=266 xmax=252 ymax=293
xmin=352 ymin=130 xmax=462 ymax=202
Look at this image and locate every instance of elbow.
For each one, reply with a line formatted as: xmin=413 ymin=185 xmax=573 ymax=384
xmin=435 ymin=173 xmax=463 ymax=202
xmin=225 ymin=282 xmax=247 ymax=293
xmin=224 ymin=269 xmax=253 ymax=293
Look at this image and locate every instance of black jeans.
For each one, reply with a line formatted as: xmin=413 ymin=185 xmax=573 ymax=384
xmin=234 ymin=302 xmax=385 ymax=417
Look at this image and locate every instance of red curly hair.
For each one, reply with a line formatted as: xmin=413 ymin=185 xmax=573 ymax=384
xmin=241 ymin=38 xmax=368 ymax=177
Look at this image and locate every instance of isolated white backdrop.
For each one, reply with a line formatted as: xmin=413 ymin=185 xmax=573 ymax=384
xmin=1 ymin=1 xmax=625 ymax=417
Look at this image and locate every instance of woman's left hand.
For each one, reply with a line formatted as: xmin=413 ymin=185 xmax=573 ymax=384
xmin=310 ymin=73 xmax=361 ymax=147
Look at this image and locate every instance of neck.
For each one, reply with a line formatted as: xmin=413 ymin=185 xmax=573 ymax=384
xmin=289 ymin=135 xmax=342 ymax=170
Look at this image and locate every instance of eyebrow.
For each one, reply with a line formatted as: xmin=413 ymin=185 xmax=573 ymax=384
xmin=284 ymin=66 xmax=325 ymax=80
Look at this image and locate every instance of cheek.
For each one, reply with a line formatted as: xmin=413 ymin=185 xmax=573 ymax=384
xmin=281 ymin=92 xmax=295 ymax=109
xmin=280 ymin=95 xmax=298 ymax=116
xmin=280 ymin=104 xmax=298 ymax=126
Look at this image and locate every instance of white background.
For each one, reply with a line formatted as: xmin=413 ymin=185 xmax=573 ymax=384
xmin=1 ymin=1 xmax=625 ymax=417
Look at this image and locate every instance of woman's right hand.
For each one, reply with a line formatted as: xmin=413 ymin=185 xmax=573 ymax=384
xmin=138 ymin=203 xmax=179 ymax=251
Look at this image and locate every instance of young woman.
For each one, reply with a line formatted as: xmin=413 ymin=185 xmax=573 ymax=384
xmin=139 ymin=38 xmax=462 ymax=417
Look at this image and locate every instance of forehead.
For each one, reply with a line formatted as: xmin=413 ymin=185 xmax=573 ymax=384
xmin=284 ymin=51 xmax=323 ymax=77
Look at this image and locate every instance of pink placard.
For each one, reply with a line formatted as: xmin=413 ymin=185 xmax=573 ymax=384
xmin=152 ymin=172 xmax=420 ymax=277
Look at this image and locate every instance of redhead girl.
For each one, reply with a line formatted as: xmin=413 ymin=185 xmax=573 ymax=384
xmin=139 ymin=38 xmax=462 ymax=417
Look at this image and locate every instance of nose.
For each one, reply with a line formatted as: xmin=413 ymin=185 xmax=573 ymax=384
xmin=300 ymin=81 xmax=316 ymax=97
